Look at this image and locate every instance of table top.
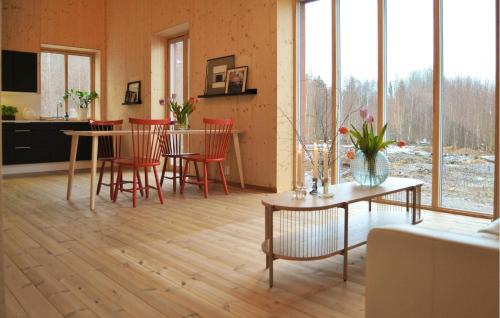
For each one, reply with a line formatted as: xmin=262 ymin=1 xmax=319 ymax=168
xmin=261 ymin=177 xmax=424 ymax=211
xmin=63 ymin=129 xmax=243 ymax=136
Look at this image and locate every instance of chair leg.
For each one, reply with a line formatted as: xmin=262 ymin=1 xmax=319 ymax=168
xmin=110 ymin=161 xmax=115 ymax=200
xmin=97 ymin=160 xmax=105 ymax=195
xmin=203 ymin=162 xmax=209 ymax=198
xmin=172 ymin=157 xmax=177 ymax=193
xmin=160 ymin=157 xmax=168 ymax=186
xmin=144 ymin=167 xmax=150 ymax=198
xmin=179 ymin=158 xmax=183 ymax=191
xmin=218 ymin=162 xmax=229 ymax=195
xmin=132 ymin=167 xmax=137 ymax=208
xmin=180 ymin=159 xmax=190 ymax=194
xmin=194 ymin=162 xmax=203 ymax=190
xmin=153 ymin=166 xmax=164 ymax=204
xmin=113 ymin=166 xmax=122 ymax=202
xmin=136 ymin=169 xmax=144 ymax=197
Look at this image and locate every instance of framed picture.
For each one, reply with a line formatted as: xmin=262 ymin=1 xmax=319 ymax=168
xmin=205 ymin=55 xmax=235 ymax=95
xmin=225 ymin=66 xmax=248 ymax=94
xmin=125 ymin=81 xmax=141 ymax=103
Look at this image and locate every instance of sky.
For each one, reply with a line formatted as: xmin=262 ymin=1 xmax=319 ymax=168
xmin=304 ymin=0 xmax=496 ymax=86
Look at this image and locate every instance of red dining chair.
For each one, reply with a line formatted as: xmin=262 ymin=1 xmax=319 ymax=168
xmin=160 ymin=120 xmax=199 ymax=192
xmin=113 ymin=118 xmax=169 ymax=207
xmin=90 ymin=119 xmax=137 ymax=200
xmin=180 ymin=118 xmax=234 ymax=198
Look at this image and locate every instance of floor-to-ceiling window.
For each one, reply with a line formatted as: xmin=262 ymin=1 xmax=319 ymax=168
xmin=296 ymin=0 xmax=498 ymax=217
xmin=297 ymin=0 xmax=332 ymax=186
xmin=339 ymin=0 xmax=378 ymax=182
xmin=442 ymin=0 xmax=496 ymax=214
xmin=386 ymin=0 xmax=433 ymax=205
xmin=168 ymin=36 xmax=188 ymax=121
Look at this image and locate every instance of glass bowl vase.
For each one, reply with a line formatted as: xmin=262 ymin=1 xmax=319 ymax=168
xmin=351 ymin=150 xmax=389 ymax=187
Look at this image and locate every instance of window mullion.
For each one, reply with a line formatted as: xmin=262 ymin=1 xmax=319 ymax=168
xmin=432 ymin=0 xmax=443 ymax=208
xmin=377 ymin=0 xmax=387 ymax=132
xmin=64 ymin=53 xmax=69 ymax=115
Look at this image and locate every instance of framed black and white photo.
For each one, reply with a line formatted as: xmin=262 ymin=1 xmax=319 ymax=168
xmin=225 ymin=66 xmax=248 ymax=94
xmin=205 ymin=55 xmax=235 ymax=95
xmin=125 ymin=81 xmax=141 ymax=103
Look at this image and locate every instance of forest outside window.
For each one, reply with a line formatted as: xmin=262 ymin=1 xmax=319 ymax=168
xmin=41 ymin=51 xmax=93 ymax=118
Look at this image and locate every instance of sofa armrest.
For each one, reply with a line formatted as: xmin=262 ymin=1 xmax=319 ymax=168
xmin=366 ymin=225 xmax=499 ymax=318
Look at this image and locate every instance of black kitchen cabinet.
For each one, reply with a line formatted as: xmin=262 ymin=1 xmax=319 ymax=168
xmin=2 ymin=122 xmax=91 ymax=165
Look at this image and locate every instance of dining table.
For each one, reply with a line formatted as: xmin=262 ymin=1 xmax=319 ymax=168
xmin=63 ymin=129 xmax=245 ymax=210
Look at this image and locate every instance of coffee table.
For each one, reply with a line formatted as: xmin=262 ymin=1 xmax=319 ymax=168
xmin=261 ymin=177 xmax=423 ymax=287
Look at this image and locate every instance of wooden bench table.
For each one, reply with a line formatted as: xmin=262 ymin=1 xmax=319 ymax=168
xmin=261 ymin=177 xmax=423 ymax=287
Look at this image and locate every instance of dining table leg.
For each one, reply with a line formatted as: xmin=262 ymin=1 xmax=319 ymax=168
xmin=90 ymin=136 xmax=99 ymax=211
xmin=232 ymin=133 xmax=245 ymax=189
xmin=66 ymin=135 xmax=79 ymax=200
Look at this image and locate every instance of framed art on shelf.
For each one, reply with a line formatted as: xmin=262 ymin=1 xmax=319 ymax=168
xmin=124 ymin=81 xmax=141 ymax=104
xmin=225 ymin=66 xmax=248 ymax=94
xmin=204 ymin=55 xmax=235 ymax=95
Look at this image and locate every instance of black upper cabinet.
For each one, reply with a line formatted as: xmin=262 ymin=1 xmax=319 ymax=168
xmin=2 ymin=50 xmax=38 ymax=93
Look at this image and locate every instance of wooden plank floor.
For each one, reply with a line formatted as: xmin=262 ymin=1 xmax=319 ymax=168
xmin=1 ymin=171 xmax=490 ymax=318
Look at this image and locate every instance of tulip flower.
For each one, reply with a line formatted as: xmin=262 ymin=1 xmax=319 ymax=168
xmin=189 ymin=97 xmax=195 ymax=103
xmin=360 ymin=107 xmax=368 ymax=119
xmin=159 ymin=99 xmax=165 ymax=105
xmin=347 ymin=149 xmax=356 ymax=160
xmin=339 ymin=126 xmax=349 ymax=135
xmin=171 ymin=93 xmax=177 ymax=100
xmin=365 ymin=114 xmax=374 ymax=123
xmin=397 ymin=140 xmax=407 ymax=147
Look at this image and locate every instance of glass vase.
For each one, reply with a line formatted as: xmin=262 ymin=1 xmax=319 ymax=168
xmin=351 ymin=150 xmax=389 ymax=187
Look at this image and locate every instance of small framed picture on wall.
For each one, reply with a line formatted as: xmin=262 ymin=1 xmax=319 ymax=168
xmin=225 ymin=66 xmax=248 ymax=94
xmin=204 ymin=55 xmax=235 ymax=95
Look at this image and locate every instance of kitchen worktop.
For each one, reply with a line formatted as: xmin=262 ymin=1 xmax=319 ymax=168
xmin=2 ymin=119 xmax=89 ymax=123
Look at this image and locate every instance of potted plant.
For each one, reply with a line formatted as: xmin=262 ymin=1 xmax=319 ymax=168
xmin=63 ymin=89 xmax=98 ymax=120
xmin=1 ymin=105 xmax=18 ymax=120
xmin=166 ymin=94 xmax=199 ymax=129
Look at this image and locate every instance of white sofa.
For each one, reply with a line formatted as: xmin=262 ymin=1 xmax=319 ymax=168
xmin=366 ymin=224 xmax=499 ymax=318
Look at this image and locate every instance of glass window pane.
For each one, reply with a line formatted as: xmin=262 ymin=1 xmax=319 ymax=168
xmin=297 ymin=0 xmax=332 ymax=187
xmin=442 ymin=0 xmax=496 ymax=214
xmin=169 ymin=40 xmax=184 ymax=121
xmin=339 ymin=0 xmax=378 ymax=182
xmin=68 ymin=55 xmax=91 ymax=117
xmin=41 ymin=52 xmax=65 ymax=118
xmin=386 ymin=0 xmax=433 ymax=205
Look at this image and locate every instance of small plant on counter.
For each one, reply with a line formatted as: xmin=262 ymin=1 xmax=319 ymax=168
xmin=1 ymin=105 xmax=18 ymax=120
xmin=63 ymin=89 xmax=99 ymax=109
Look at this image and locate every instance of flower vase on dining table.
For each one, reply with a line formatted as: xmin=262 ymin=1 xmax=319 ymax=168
xmin=175 ymin=118 xmax=189 ymax=130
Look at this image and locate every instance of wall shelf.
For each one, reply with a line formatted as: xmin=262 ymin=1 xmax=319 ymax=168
xmin=122 ymin=100 xmax=142 ymax=105
xmin=198 ymin=88 xmax=257 ymax=98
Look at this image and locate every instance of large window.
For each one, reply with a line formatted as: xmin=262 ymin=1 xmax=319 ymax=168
xmin=297 ymin=0 xmax=332 ymax=186
xmin=296 ymin=0 xmax=498 ymax=217
xmin=386 ymin=0 xmax=433 ymax=205
xmin=339 ymin=0 xmax=378 ymax=182
xmin=442 ymin=0 xmax=496 ymax=213
xmin=41 ymin=51 xmax=92 ymax=118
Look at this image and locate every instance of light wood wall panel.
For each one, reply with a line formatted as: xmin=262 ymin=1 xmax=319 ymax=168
xmin=106 ymin=0 xmax=288 ymax=190
xmin=2 ymin=0 xmax=41 ymax=52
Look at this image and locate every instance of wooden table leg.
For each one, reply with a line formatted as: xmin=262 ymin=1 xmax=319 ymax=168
xmin=343 ymin=204 xmax=349 ymax=281
xmin=265 ymin=206 xmax=270 ymax=269
xmin=232 ymin=133 xmax=245 ymax=189
xmin=412 ymin=187 xmax=417 ymax=225
xmin=90 ymin=136 xmax=99 ymax=211
xmin=269 ymin=207 xmax=274 ymax=288
xmin=66 ymin=135 xmax=79 ymax=200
